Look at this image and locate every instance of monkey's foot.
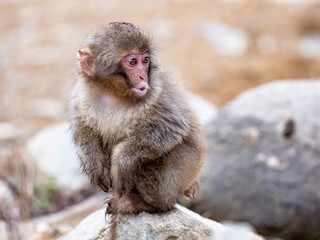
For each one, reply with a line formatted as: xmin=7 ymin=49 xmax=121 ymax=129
xmin=105 ymin=196 xmax=114 ymax=217
xmin=104 ymin=195 xmax=135 ymax=216
xmin=184 ymin=181 xmax=199 ymax=199
xmin=116 ymin=196 xmax=135 ymax=214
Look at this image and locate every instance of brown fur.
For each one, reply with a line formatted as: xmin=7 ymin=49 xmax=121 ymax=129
xmin=69 ymin=22 xmax=205 ymax=215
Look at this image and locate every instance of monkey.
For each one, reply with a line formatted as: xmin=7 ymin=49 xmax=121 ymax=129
xmin=69 ymin=22 xmax=205 ymax=216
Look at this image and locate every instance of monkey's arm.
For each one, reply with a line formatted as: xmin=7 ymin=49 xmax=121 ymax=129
xmin=71 ymin=118 xmax=111 ymax=192
xmin=111 ymin=113 xmax=190 ymax=192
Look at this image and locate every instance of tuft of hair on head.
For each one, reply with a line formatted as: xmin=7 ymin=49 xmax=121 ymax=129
xmin=83 ymin=22 xmax=153 ymax=80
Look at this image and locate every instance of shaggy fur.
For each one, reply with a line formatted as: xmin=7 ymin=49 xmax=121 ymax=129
xmin=69 ymin=22 xmax=205 ymax=214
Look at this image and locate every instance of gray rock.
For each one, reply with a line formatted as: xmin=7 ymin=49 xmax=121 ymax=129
xmin=193 ymin=80 xmax=320 ymax=239
xmin=61 ymin=205 xmax=263 ymax=240
xmin=186 ymin=92 xmax=218 ymax=126
xmin=225 ymin=80 xmax=320 ymax=148
xmin=25 ymin=122 xmax=89 ymax=194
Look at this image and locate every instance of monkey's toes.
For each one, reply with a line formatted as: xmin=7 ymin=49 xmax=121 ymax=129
xmin=104 ymin=197 xmax=114 ymax=216
xmin=116 ymin=196 xmax=135 ymax=214
xmin=184 ymin=182 xmax=199 ymax=199
xmin=105 ymin=205 xmax=113 ymax=217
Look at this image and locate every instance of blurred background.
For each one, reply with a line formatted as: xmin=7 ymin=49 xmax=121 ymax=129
xmin=0 ymin=0 xmax=320 ymax=239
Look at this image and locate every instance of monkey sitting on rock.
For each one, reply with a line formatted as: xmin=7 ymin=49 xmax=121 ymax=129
xmin=69 ymin=22 xmax=205 ymax=215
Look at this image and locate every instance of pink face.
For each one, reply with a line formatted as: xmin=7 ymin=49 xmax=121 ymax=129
xmin=121 ymin=51 xmax=150 ymax=97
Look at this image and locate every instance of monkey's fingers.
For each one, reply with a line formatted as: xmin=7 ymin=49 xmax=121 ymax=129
xmin=98 ymin=177 xmax=110 ymax=192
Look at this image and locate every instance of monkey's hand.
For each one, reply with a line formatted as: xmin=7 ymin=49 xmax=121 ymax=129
xmin=78 ymin=142 xmax=112 ymax=192
xmin=72 ymin=119 xmax=112 ymax=192
xmin=96 ymin=168 xmax=112 ymax=192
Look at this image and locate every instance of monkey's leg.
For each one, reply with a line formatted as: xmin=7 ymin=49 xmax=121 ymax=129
xmin=135 ymin=141 xmax=203 ymax=213
xmin=105 ymin=189 xmax=160 ymax=215
xmin=108 ymin=163 xmax=179 ymax=215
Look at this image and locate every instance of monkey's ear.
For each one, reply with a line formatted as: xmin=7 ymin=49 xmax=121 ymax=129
xmin=77 ymin=48 xmax=95 ymax=76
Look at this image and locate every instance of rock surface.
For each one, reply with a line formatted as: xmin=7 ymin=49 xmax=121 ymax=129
xmin=25 ymin=122 xmax=89 ymax=194
xmin=193 ymin=80 xmax=320 ymax=239
xmin=61 ymin=205 xmax=263 ymax=240
xmin=186 ymin=92 xmax=218 ymax=125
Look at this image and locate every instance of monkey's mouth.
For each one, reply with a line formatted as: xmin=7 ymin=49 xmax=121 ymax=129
xmin=131 ymin=82 xmax=149 ymax=96
xmin=132 ymin=86 xmax=148 ymax=96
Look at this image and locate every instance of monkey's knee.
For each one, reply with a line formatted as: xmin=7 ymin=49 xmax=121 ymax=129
xmin=136 ymin=183 xmax=178 ymax=212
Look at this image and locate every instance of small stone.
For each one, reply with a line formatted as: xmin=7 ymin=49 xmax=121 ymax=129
xmin=266 ymin=156 xmax=280 ymax=168
xmin=241 ymin=127 xmax=260 ymax=144
xmin=36 ymin=222 xmax=51 ymax=234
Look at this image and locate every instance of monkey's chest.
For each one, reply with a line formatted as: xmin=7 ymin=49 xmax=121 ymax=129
xmin=97 ymin=109 xmax=134 ymax=144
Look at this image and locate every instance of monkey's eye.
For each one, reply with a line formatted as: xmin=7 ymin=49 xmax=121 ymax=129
xmin=129 ymin=58 xmax=137 ymax=65
xmin=142 ymin=57 xmax=150 ymax=64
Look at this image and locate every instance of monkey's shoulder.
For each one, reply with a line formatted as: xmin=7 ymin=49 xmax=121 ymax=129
xmin=142 ymin=86 xmax=197 ymax=136
xmin=70 ymin=80 xmax=119 ymax=131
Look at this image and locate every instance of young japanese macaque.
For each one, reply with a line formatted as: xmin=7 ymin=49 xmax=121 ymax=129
xmin=69 ymin=22 xmax=205 ymax=215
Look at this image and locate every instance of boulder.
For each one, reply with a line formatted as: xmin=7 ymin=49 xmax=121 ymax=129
xmin=193 ymin=80 xmax=320 ymax=239
xmin=186 ymin=92 xmax=218 ymax=125
xmin=60 ymin=204 xmax=263 ymax=240
xmin=25 ymin=122 xmax=89 ymax=195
